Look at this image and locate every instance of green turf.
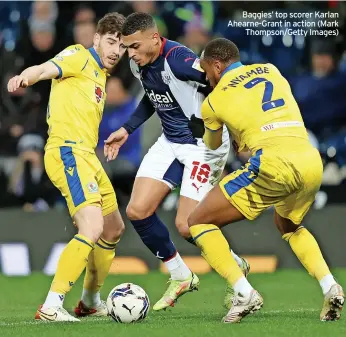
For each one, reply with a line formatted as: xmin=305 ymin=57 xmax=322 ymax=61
xmin=0 ymin=270 xmax=345 ymax=337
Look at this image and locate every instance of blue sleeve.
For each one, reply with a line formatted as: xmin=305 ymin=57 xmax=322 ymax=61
xmin=166 ymin=47 xmax=208 ymax=84
xmin=122 ymin=94 xmax=155 ymax=134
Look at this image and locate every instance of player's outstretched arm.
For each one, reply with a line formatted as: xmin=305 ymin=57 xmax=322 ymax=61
xmin=7 ymin=62 xmax=59 ymax=92
xmin=122 ymin=94 xmax=155 ymax=134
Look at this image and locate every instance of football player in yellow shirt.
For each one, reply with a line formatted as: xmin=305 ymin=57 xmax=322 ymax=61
xmin=8 ymin=13 xmax=126 ymax=322
xmin=188 ymin=38 xmax=344 ymax=323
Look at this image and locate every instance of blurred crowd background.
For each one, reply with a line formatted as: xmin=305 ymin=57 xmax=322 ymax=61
xmin=0 ymin=0 xmax=346 ymax=213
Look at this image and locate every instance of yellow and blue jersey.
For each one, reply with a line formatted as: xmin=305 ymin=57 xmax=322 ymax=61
xmin=202 ymin=62 xmax=310 ymax=155
xmin=205 ymin=62 xmax=322 ymax=225
xmin=47 ymin=44 xmax=107 ymax=152
xmin=44 ymin=44 xmax=117 ymax=217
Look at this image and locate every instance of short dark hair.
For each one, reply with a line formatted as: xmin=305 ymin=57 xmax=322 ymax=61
xmin=96 ymin=12 xmax=125 ymax=37
xmin=203 ymin=38 xmax=240 ymax=64
xmin=122 ymin=12 xmax=156 ymax=36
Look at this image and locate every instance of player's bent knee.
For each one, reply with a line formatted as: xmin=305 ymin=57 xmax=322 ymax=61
xmin=111 ymin=221 xmax=125 ymax=241
xmin=117 ymin=221 xmax=125 ymax=237
xmin=103 ymin=222 xmax=125 ymax=242
xmin=74 ymin=205 xmax=104 ymax=242
xmin=87 ymin=222 xmax=104 ymax=243
xmin=175 ymin=219 xmax=190 ymax=239
xmin=126 ymin=202 xmax=154 ymax=221
xmin=102 ymin=211 xmax=125 ymax=242
xmin=187 ymin=211 xmax=200 ymax=228
xmin=80 ymin=222 xmax=104 ymax=243
xmin=274 ymin=211 xmax=298 ymax=235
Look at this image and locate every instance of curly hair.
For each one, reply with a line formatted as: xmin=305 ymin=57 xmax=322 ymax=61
xmin=96 ymin=12 xmax=125 ymax=37
xmin=203 ymin=38 xmax=240 ymax=63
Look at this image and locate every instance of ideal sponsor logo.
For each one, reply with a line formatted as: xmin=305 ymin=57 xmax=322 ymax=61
xmin=146 ymin=89 xmax=173 ymax=104
xmin=145 ymin=89 xmax=175 ymax=109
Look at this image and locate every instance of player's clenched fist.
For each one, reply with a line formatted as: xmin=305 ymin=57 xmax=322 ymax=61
xmin=7 ymin=75 xmax=29 ymax=92
xmin=104 ymin=127 xmax=129 ymax=161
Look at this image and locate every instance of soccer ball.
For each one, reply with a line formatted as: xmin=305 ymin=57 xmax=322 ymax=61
xmin=107 ymin=283 xmax=150 ymax=323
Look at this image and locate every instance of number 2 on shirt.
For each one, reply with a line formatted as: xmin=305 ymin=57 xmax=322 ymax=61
xmin=244 ymin=77 xmax=285 ymax=112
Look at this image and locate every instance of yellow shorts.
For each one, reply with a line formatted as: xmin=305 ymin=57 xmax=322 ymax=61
xmin=220 ymin=146 xmax=323 ymax=225
xmin=44 ymin=146 xmax=118 ymax=217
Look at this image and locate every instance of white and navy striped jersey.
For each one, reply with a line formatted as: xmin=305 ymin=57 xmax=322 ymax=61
xmin=124 ymin=38 xmax=210 ymax=145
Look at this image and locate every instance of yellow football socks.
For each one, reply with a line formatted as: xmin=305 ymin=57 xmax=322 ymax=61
xmin=83 ymin=238 xmax=118 ymax=293
xmin=51 ymin=234 xmax=94 ymax=294
xmin=283 ymin=226 xmax=331 ymax=281
xmin=190 ymin=224 xmax=243 ymax=285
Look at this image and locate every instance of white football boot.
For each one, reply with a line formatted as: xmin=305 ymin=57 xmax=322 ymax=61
xmin=320 ymin=283 xmax=344 ymax=321
xmin=35 ymin=305 xmax=80 ymax=322
xmin=223 ymin=289 xmax=263 ymax=323
xmin=224 ymin=257 xmax=250 ymax=309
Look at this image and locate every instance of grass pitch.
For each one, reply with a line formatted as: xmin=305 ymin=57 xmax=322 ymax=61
xmin=0 ymin=270 xmax=345 ymax=337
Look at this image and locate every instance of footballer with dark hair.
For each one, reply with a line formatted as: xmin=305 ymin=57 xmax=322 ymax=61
xmin=187 ymin=38 xmax=344 ymax=323
xmin=104 ymin=13 xmax=249 ymax=312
